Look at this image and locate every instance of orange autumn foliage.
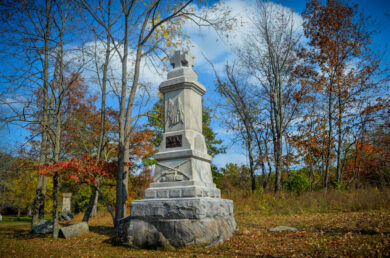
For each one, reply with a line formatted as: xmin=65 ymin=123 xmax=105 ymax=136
xmin=38 ymin=154 xmax=117 ymax=186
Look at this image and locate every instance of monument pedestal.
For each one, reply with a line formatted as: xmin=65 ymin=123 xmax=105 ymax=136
xmin=118 ymin=198 xmax=236 ymax=249
xmin=118 ymin=50 xmax=236 ymax=249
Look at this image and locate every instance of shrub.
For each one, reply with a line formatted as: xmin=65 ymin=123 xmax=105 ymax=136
xmin=286 ymin=172 xmax=310 ymax=194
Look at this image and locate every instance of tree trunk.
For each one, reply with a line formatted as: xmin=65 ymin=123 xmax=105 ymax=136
xmin=96 ymin=0 xmax=111 ymax=163
xmin=274 ymin=94 xmax=283 ymax=194
xmin=355 ymin=160 xmax=361 ymax=190
xmin=324 ymin=89 xmax=333 ymax=191
xmin=247 ymin=135 xmax=256 ymax=192
xmin=115 ymin=11 xmax=130 ymax=228
xmin=275 ymin=76 xmax=284 ymax=194
xmin=285 ymin=136 xmax=291 ymax=177
xmin=84 ymin=1 xmax=111 ymax=223
xmin=52 ymin=172 xmax=59 ymax=238
xmin=31 ymin=0 xmax=51 ymax=230
xmin=309 ymin=160 xmax=315 ymax=191
xmin=52 ymin=15 xmax=65 ymax=238
xmin=274 ymin=133 xmax=282 ymax=194
xmin=116 ymin=4 xmax=151 ymax=225
xmin=252 ymin=126 xmax=267 ymax=191
xmin=17 ymin=199 xmax=21 ymax=220
xmin=336 ymin=90 xmax=343 ymax=185
xmin=83 ymin=177 xmax=100 ymax=222
xmin=82 ymin=185 xmax=97 ymax=222
xmin=263 ymin=134 xmax=273 ymax=192
xmin=260 ymin=161 xmax=267 ymax=191
xmin=91 ymin=189 xmax=99 ymax=217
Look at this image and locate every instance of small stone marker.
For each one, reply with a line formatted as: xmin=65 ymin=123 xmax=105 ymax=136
xmin=0 ymin=214 xmax=2 ymax=221
xmin=59 ymin=222 xmax=89 ymax=239
xmin=61 ymin=192 xmax=72 ymax=211
xmin=59 ymin=192 xmax=73 ymax=221
xmin=59 ymin=211 xmax=73 ymax=221
xmin=118 ymin=50 xmax=237 ymax=249
xmin=267 ymin=225 xmax=298 ymax=233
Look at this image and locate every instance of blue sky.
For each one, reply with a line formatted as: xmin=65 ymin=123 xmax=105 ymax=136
xmin=1 ymin=0 xmax=389 ymax=168
xmin=182 ymin=0 xmax=390 ymax=168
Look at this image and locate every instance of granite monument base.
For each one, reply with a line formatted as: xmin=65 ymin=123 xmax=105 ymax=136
xmin=118 ymin=198 xmax=236 ymax=249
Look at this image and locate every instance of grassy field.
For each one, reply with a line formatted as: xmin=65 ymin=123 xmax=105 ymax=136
xmin=1 ymin=191 xmax=390 ymax=257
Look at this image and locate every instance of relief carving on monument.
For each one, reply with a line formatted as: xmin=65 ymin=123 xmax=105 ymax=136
xmin=154 ymin=160 xmax=190 ymax=182
xmin=166 ymin=97 xmax=184 ymax=127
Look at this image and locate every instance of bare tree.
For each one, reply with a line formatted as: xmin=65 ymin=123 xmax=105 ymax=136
xmin=0 ymin=0 xmax=54 ymax=228
xmin=302 ymin=0 xmax=389 ymax=190
xmin=239 ymin=1 xmax=303 ymax=193
xmin=80 ymin=0 xmax=116 ymax=223
xmin=213 ymin=62 xmax=261 ymax=191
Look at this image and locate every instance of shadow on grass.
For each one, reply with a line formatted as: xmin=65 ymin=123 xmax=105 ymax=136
xmin=0 ymin=226 xmax=49 ymax=240
xmin=88 ymin=225 xmax=115 ymax=238
xmin=317 ymin=228 xmax=390 ymax=235
xmin=1 ymin=223 xmax=119 ymax=241
xmin=88 ymin=226 xmax=125 ymax=246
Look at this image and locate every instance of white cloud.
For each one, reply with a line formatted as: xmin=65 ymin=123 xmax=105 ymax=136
xmin=180 ymin=0 xmax=255 ymax=68
xmin=68 ymin=40 xmax=165 ymax=96
xmin=180 ymin=0 xmax=303 ymax=74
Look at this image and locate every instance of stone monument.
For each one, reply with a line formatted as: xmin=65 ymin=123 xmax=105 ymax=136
xmin=118 ymin=50 xmax=236 ymax=249
xmin=59 ymin=192 xmax=73 ymax=221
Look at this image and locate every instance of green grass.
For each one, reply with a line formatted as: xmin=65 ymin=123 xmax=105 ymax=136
xmin=0 ymin=215 xmax=52 ymax=224
xmin=0 ymin=215 xmax=32 ymax=223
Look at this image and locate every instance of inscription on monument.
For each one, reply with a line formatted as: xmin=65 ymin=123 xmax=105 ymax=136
xmin=166 ymin=135 xmax=182 ymax=148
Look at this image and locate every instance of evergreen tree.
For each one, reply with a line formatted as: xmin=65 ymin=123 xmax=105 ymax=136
xmin=148 ymin=95 xmax=225 ymax=158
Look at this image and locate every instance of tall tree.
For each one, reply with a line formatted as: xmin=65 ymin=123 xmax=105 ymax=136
xmin=79 ymin=0 xmax=116 ymax=222
xmin=32 ymin=0 xmax=52 ymax=229
xmin=213 ymin=62 xmax=261 ymax=192
xmin=302 ymin=0 xmax=387 ymax=189
xmin=0 ymin=0 xmax=53 ymax=228
xmin=239 ymin=1 xmax=303 ymax=193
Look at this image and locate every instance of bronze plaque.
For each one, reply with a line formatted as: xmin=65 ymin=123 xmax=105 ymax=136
xmin=166 ymin=135 xmax=182 ymax=148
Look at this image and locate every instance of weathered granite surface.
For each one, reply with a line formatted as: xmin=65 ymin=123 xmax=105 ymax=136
xmin=267 ymin=225 xmax=298 ymax=232
xmin=59 ymin=210 xmax=74 ymax=221
xmin=118 ymin=198 xmax=236 ymax=249
xmin=59 ymin=222 xmax=89 ymax=239
xmin=130 ymin=198 xmax=233 ymax=220
xmin=31 ymin=220 xmax=62 ymax=234
xmin=59 ymin=192 xmax=73 ymax=221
